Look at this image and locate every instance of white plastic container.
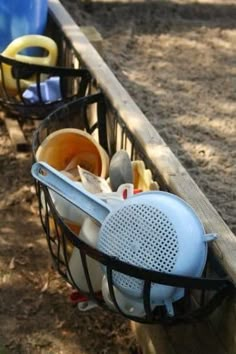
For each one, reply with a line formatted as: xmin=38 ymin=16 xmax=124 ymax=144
xmin=67 ymin=217 xmax=102 ymax=293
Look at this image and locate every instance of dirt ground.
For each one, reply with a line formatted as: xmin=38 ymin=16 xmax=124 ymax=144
xmin=0 ymin=0 xmax=236 ymax=353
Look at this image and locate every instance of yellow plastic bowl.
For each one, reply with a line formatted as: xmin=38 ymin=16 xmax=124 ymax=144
xmin=36 ymin=128 xmax=109 ymax=178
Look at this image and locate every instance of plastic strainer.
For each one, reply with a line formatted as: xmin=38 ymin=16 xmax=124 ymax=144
xmin=32 ymin=162 xmax=217 ymax=316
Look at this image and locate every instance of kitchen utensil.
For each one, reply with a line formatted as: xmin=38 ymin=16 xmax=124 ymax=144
xmin=67 ymin=217 xmax=103 ymax=293
xmin=1 ymin=35 xmax=58 ymax=92
xmin=36 ymin=128 xmax=109 ymax=178
xmin=109 ymin=150 xmax=133 ymax=191
xmin=32 ymin=161 xmax=216 ymax=316
xmin=78 ymin=166 xmax=112 ymax=194
xmin=23 ymin=76 xmax=62 ymax=103
xmin=40 ymin=180 xmax=88 ymax=228
xmin=132 ymin=160 xmax=159 ymax=191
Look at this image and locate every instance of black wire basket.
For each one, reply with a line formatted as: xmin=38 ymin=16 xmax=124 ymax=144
xmin=0 ymin=54 xmax=92 ymax=120
xmin=32 ymin=92 xmax=234 ymax=325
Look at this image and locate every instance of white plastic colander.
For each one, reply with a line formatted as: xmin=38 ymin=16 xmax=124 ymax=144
xmin=97 ymin=192 xmax=216 ymax=315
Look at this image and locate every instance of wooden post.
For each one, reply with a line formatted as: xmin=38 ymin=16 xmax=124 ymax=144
xmin=2 ymin=113 xmax=30 ymax=152
xmin=80 ymin=26 xmax=103 ymax=56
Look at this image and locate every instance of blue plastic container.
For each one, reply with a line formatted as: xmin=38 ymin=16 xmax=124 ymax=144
xmin=0 ymin=0 xmax=48 ymax=54
xmin=23 ymin=77 xmax=62 ymax=103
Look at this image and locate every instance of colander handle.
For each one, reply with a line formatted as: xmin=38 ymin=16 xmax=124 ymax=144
xmin=31 ymin=161 xmax=112 ymax=224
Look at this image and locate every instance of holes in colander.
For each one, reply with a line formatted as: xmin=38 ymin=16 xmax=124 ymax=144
xmin=98 ymin=204 xmax=179 ymax=297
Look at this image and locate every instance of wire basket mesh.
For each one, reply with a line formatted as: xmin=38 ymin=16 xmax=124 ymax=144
xmin=0 ymin=54 xmax=92 ymax=120
xmin=31 ymin=93 xmax=234 ymax=324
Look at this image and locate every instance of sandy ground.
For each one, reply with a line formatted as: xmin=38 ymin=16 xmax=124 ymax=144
xmin=0 ymin=0 xmax=235 ymax=353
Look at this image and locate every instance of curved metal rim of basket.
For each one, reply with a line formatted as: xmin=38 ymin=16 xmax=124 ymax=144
xmin=0 ymin=54 xmax=91 ymax=76
xmin=0 ymin=95 xmax=86 ymax=121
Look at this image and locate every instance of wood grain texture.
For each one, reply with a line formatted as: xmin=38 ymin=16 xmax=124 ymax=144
xmin=80 ymin=26 xmax=103 ymax=55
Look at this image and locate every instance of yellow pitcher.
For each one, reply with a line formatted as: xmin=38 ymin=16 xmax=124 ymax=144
xmin=1 ymin=35 xmax=58 ymax=93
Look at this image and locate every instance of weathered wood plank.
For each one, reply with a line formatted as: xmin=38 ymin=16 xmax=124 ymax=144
xmin=166 ymin=321 xmax=227 ymax=354
xmin=80 ymin=26 xmax=103 ymax=55
xmin=130 ymin=322 xmax=176 ymax=354
xmin=209 ymin=297 xmax=236 ymax=354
